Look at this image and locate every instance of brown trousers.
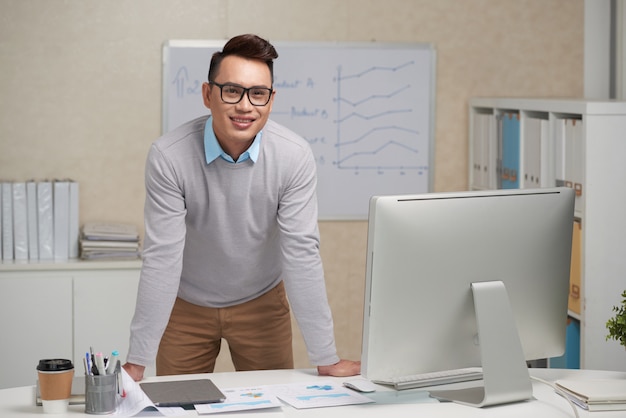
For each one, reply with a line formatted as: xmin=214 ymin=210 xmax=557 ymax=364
xmin=156 ymin=281 xmax=294 ymax=375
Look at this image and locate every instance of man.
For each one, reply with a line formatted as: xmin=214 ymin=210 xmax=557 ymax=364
xmin=124 ymin=34 xmax=360 ymax=381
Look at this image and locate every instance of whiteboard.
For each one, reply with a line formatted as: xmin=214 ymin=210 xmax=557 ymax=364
xmin=163 ymin=40 xmax=435 ymax=219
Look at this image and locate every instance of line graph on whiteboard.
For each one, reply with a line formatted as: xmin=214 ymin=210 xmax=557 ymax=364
xmin=333 ymin=62 xmax=427 ymax=174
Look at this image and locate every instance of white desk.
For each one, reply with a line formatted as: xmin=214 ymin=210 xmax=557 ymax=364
xmin=1 ymin=368 xmax=624 ymax=417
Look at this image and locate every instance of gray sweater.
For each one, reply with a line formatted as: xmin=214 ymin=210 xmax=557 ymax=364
xmin=127 ymin=115 xmax=339 ymax=368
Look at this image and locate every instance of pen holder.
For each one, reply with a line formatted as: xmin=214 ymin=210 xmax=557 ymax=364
xmin=85 ymin=373 xmax=117 ymax=415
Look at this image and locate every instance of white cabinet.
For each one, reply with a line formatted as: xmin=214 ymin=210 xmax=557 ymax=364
xmin=0 ymin=274 xmax=73 ymax=390
xmin=469 ymin=98 xmax=626 ymax=372
xmin=0 ymin=260 xmax=141 ymax=389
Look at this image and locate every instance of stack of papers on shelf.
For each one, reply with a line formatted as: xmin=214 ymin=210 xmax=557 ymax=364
xmin=555 ymin=379 xmax=626 ymax=411
xmin=80 ymin=222 xmax=141 ymax=260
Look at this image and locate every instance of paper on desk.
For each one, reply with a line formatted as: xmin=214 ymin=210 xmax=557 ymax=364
xmin=268 ymin=381 xmax=374 ymax=409
xmin=113 ymin=369 xmax=186 ymax=416
xmin=195 ymin=386 xmax=282 ymax=414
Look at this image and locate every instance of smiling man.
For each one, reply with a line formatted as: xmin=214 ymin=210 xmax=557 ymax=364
xmin=124 ymin=34 xmax=360 ymax=381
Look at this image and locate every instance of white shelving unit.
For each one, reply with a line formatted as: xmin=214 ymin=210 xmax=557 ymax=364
xmin=0 ymin=259 xmax=143 ymax=389
xmin=469 ymin=97 xmax=626 ymax=371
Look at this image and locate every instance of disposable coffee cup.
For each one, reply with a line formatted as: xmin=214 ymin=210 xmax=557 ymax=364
xmin=36 ymin=359 xmax=74 ymax=414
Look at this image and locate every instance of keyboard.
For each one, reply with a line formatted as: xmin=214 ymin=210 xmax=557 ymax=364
xmin=373 ymin=367 xmax=484 ymax=390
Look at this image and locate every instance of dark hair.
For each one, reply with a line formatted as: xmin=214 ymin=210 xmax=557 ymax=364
xmin=208 ymin=34 xmax=278 ymax=84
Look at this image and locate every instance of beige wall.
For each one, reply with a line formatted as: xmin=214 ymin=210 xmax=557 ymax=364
xmin=0 ymin=0 xmax=584 ymax=371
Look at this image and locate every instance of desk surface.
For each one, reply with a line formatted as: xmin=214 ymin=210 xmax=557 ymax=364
xmin=1 ymin=368 xmax=624 ymax=417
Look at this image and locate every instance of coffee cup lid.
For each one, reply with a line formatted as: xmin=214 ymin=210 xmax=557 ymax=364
xmin=37 ymin=359 xmax=74 ymax=372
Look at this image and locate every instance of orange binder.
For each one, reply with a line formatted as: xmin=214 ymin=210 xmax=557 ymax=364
xmin=568 ymin=220 xmax=582 ymax=315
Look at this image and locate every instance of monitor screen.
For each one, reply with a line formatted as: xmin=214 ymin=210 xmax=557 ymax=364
xmin=360 ymin=187 xmax=575 ymax=405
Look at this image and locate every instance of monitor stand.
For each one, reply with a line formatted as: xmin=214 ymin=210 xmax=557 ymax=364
xmin=429 ymin=280 xmax=533 ymax=407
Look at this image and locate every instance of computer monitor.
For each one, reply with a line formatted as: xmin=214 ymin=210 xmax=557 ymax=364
xmin=361 ymin=187 xmax=575 ymax=407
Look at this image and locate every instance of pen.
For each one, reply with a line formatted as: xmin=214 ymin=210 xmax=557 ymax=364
xmin=85 ymin=352 xmax=92 ymax=375
xmin=116 ymin=361 xmax=126 ymax=397
xmin=90 ymin=347 xmax=98 ymax=375
xmin=95 ymin=353 xmax=106 ymax=376
xmin=107 ymin=350 xmax=119 ymax=375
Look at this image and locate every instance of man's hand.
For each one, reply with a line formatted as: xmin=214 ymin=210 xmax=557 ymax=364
xmin=122 ymin=362 xmax=146 ymax=382
xmin=317 ymin=359 xmax=361 ymax=377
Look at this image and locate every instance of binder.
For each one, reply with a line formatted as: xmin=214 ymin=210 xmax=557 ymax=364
xmin=570 ymin=118 xmax=584 ymax=212
xmin=500 ymin=113 xmax=520 ymax=189
xmin=569 ymin=220 xmax=582 ymax=315
xmin=53 ymin=180 xmax=70 ymax=260
xmin=2 ymin=182 xmax=14 ymax=260
xmin=472 ymin=112 xmax=493 ymax=189
xmin=12 ymin=182 xmax=28 ymax=261
xmin=485 ymin=114 xmax=497 ymax=189
xmin=527 ymin=117 xmax=552 ymax=188
xmin=482 ymin=113 xmax=497 ymax=189
xmin=558 ymin=117 xmax=584 ymax=213
xmin=26 ymin=181 xmax=39 ymax=260
xmin=68 ymin=181 xmax=79 ymax=259
xmin=550 ymin=318 xmax=580 ymax=369
xmin=471 ymin=112 xmax=484 ymax=188
xmin=496 ymin=116 xmax=503 ymax=189
xmin=554 ymin=118 xmax=567 ymax=187
xmin=564 ymin=119 xmax=575 ymax=189
xmin=37 ymin=181 xmax=54 ymax=260
xmin=539 ymin=119 xmax=553 ymax=187
xmin=522 ymin=117 xmax=542 ymax=188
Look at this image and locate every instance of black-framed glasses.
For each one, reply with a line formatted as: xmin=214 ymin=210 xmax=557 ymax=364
xmin=209 ymin=81 xmax=273 ymax=106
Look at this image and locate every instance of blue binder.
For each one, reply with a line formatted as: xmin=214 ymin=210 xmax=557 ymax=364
xmin=550 ymin=318 xmax=580 ymax=369
xmin=500 ymin=113 xmax=520 ymax=189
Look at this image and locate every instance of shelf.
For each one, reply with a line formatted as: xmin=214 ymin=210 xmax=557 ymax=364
xmin=0 ymin=258 xmax=142 ymax=272
xmin=469 ymin=97 xmax=626 ymax=372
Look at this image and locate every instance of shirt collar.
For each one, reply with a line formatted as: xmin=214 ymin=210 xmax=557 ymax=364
xmin=204 ymin=117 xmax=261 ymax=164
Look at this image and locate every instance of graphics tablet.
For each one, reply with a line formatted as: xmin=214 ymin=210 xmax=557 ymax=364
xmin=140 ymin=379 xmax=226 ymax=407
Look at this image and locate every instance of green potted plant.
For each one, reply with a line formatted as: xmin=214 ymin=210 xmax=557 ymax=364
xmin=606 ymin=290 xmax=626 ymax=348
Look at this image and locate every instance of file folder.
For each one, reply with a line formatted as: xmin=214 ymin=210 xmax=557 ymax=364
xmin=570 ymin=119 xmax=584 ymax=212
xmin=472 ymin=112 xmax=494 ymax=189
xmin=26 ymin=181 xmax=39 ymax=260
xmin=471 ymin=112 xmax=484 ymax=188
xmin=568 ymin=220 xmax=582 ymax=315
xmin=12 ymin=182 xmax=28 ymax=261
xmin=564 ymin=119 xmax=575 ymax=190
xmin=522 ymin=115 xmax=553 ymax=189
xmin=500 ymin=113 xmax=520 ymax=189
xmin=68 ymin=181 xmax=79 ymax=259
xmin=53 ymin=180 xmax=70 ymax=260
xmin=554 ymin=118 xmax=567 ymax=187
xmin=2 ymin=182 xmax=14 ymax=260
xmin=539 ymin=119 xmax=552 ymax=187
xmin=37 ymin=181 xmax=54 ymax=260
xmin=522 ymin=116 xmax=542 ymax=188
xmin=550 ymin=318 xmax=580 ymax=369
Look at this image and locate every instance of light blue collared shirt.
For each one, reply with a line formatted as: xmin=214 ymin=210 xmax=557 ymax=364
xmin=203 ymin=117 xmax=261 ymax=164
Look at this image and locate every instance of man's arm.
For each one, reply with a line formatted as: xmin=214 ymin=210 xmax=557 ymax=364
xmin=126 ymin=144 xmax=187 ymax=371
xmin=276 ymin=140 xmax=359 ymax=374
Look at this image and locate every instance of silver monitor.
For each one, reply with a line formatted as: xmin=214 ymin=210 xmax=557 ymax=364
xmin=361 ymin=187 xmax=575 ymax=407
